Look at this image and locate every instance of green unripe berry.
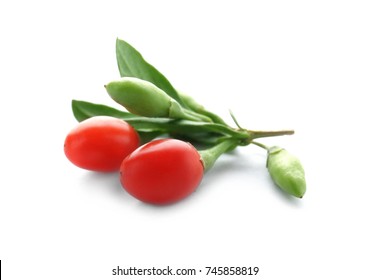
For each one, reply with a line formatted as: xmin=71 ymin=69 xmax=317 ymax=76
xmin=105 ymin=77 xmax=175 ymax=117
xmin=105 ymin=77 xmax=210 ymax=122
xmin=267 ymin=146 xmax=306 ymax=198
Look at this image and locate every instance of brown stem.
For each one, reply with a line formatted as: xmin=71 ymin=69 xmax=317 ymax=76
xmin=248 ymin=129 xmax=295 ymax=140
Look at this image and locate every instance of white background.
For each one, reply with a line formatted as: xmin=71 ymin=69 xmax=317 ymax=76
xmin=1 ymin=0 xmax=368 ymax=279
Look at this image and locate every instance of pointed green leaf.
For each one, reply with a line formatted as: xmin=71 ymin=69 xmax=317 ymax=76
xmin=116 ymin=38 xmax=185 ymax=106
xmin=72 ymin=99 xmax=136 ymax=122
xmin=71 ymin=100 xmax=165 ymax=143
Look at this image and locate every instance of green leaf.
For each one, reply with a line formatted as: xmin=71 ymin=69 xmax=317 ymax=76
xmin=72 ymin=99 xmax=136 ymax=122
xmin=127 ymin=119 xmax=246 ymax=138
xmin=71 ymin=100 xmax=165 ymax=144
xmin=177 ymin=90 xmax=228 ymax=125
xmin=71 ymin=100 xmax=250 ymax=140
xmin=115 ymin=38 xmax=185 ymax=106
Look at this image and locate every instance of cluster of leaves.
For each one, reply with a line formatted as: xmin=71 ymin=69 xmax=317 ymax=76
xmin=72 ymin=39 xmax=253 ymax=146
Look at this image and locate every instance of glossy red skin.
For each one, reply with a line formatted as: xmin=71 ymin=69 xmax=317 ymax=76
xmin=120 ymin=139 xmax=204 ymax=205
xmin=64 ymin=116 xmax=139 ymax=172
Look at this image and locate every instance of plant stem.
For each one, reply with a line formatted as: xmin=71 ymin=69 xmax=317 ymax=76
xmin=198 ymin=139 xmax=239 ymax=171
xmin=251 ymin=141 xmax=270 ymax=150
xmin=251 ymin=141 xmax=283 ymax=156
xmin=229 ymin=110 xmax=243 ymax=129
xmin=248 ymin=129 xmax=294 ymax=140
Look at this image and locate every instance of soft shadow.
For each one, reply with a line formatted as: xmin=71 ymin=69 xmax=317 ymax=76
xmin=132 ymin=187 xmax=200 ymax=213
xmin=80 ymin=170 xmax=200 ymax=211
xmin=80 ymin=171 xmax=129 ymax=202
xmin=199 ymin=152 xmax=255 ymax=191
